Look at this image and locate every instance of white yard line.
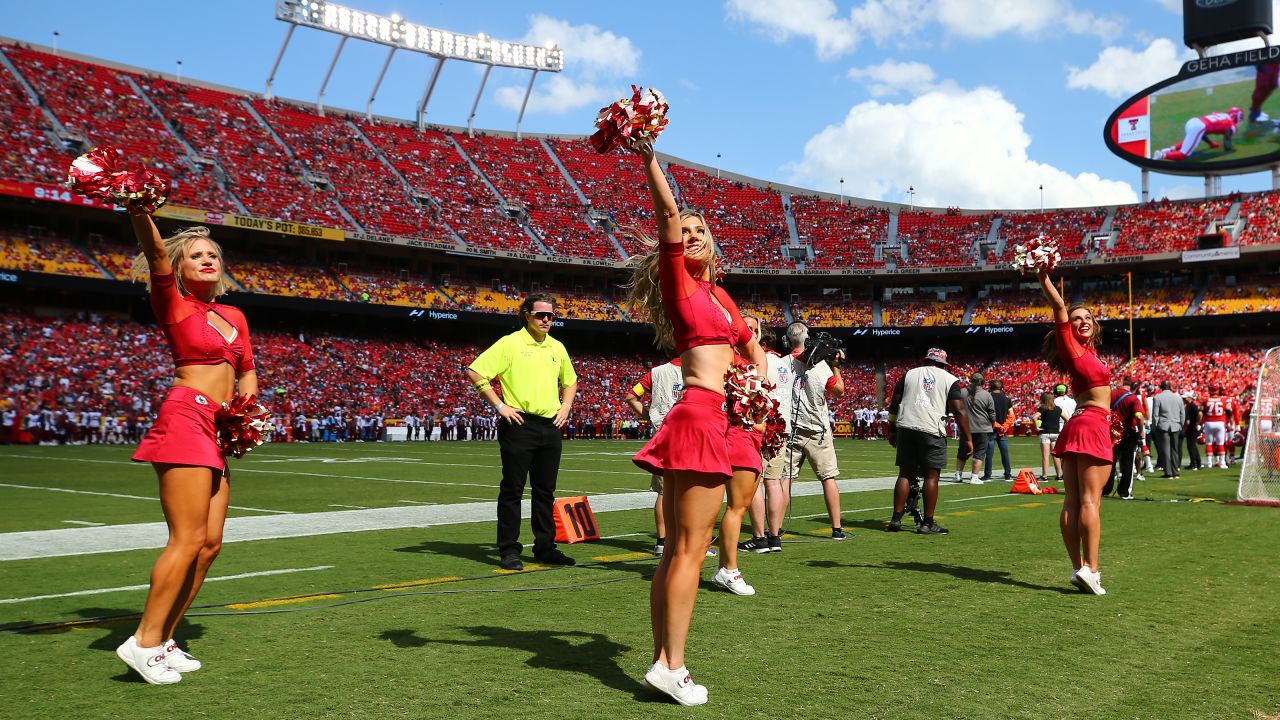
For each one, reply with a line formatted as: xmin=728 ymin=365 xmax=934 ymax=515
xmin=0 ymin=565 xmax=335 ymax=605
xmin=0 ymin=482 xmax=292 ymax=515
xmin=62 ymin=520 xmax=106 ymax=527
xmin=0 ymin=476 xmax=903 ymax=562
xmin=328 ymin=504 xmax=369 ymax=509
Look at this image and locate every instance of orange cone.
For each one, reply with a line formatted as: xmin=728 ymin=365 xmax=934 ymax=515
xmin=1010 ymin=469 xmax=1042 ymax=495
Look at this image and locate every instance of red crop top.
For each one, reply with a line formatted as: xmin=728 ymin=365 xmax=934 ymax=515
xmin=1055 ymin=321 xmax=1108 ymax=395
xmin=660 ymin=240 xmax=752 ymax=354
xmin=150 ymin=272 xmax=254 ymax=373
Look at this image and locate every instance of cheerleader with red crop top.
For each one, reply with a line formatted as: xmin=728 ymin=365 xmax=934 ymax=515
xmin=1037 ymin=269 xmax=1112 ymax=597
xmin=624 ymin=143 xmax=765 ymax=707
xmin=631 ymin=223 xmax=757 ymax=478
xmin=117 ymin=213 xmax=260 ymax=686
xmin=1050 ymin=319 xmax=1113 ymax=463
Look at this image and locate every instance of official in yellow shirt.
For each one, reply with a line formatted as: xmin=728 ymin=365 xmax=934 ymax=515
xmin=466 ymin=294 xmax=578 ymax=571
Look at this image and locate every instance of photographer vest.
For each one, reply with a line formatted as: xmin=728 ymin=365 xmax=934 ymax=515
xmin=786 ymin=351 xmax=834 ymax=435
xmin=897 ymin=365 xmax=960 ymax=438
xmin=647 ymin=361 xmax=684 ymax=430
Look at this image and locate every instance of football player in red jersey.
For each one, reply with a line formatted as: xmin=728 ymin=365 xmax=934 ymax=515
xmin=1153 ymin=108 xmax=1243 ymax=161
xmin=1202 ymin=384 xmax=1239 ymax=469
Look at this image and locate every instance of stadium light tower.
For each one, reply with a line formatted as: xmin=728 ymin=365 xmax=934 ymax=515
xmin=266 ymin=0 xmax=564 ymax=136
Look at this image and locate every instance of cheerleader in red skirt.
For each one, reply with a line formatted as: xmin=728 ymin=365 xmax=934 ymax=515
xmin=1037 ymin=269 xmax=1112 ymax=596
xmin=118 ymin=214 xmax=258 ymax=683
xmin=625 ymin=143 xmax=765 ymax=705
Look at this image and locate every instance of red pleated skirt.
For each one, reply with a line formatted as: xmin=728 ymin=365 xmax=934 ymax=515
xmin=633 ymin=386 xmax=731 ymax=478
xmin=1053 ymin=405 xmax=1113 ymax=463
xmin=726 ymin=425 xmax=763 ymax=474
xmin=132 ymin=386 xmax=227 ymax=473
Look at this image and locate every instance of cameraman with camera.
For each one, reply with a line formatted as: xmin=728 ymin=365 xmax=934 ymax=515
xmin=766 ymin=321 xmax=848 ymax=544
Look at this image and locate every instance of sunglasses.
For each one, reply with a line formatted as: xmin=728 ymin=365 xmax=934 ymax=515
xmin=531 ymin=311 xmax=555 ymax=321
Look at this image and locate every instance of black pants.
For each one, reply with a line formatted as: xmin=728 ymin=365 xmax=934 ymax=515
xmin=1105 ymin=431 xmax=1140 ymax=497
xmin=1185 ymin=425 xmax=1202 ymax=469
xmin=496 ymin=414 xmax=562 ymax=557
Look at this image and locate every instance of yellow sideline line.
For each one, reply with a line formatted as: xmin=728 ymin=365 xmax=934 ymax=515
xmin=225 ymin=594 xmax=342 ymax=610
xmin=373 ymin=576 xmax=462 ymax=590
xmin=592 ymin=552 xmax=651 ymax=562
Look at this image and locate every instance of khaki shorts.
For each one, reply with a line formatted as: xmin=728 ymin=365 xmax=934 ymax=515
xmin=763 ymin=430 xmax=839 ymax=481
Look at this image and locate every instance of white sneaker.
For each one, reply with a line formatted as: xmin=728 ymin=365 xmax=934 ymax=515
xmin=162 ymin=639 xmax=202 ymax=672
xmin=1219 ymin=462 xmax=1229 ymax=469
xmin=643 ymin=663 xmax=708 ymax=706
xmin=1070 ymin=567 xmax=1107 ymax=596
xmin=1135 ymin=473 xmax=1146 ymax=482
xmin=952 ymin=470 xmax=963 ymax=483
xmin=116 ymin=636 xmax=181 ymax=685
xmin=967 ymin=475 xmax=984 ymax=485
xmin=711 ymin=567 xmax=756 ymax=596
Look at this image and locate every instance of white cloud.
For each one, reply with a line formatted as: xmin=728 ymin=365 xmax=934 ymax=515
xmin=724 ymin=0 xmax=861 ymax=60
xmin=726 ymin=0 xmax=1121 ymax=58
xmin=786 ymin=86 xmax=1138 ymax=209
xmin=935 ymin=0 xmax=1120 ymax=41
xmin=1067 ymin=38 xmax=1189 ymax=98
xmin=847 ymin=60 xmax=940 ymax=97
xmin=493 ymin=15 xmax=639 ymax=115
xmin=1152 ymin=182 xmax=1203 ymax=201
xmin=1152 ymin=0 xmax=1180 ymax=11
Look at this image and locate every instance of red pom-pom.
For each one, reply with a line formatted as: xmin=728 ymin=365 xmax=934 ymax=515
xmin=214 ymin=394 xmax=272 ymax=459
xmin=66 ymin=146 xmax=170 ymax=215
xmin=590 ymin=85 xmax=670 ymax=154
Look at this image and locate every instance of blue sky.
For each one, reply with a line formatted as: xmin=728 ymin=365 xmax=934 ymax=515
xmin=5 ymin=0 xmax=1274 ymax=208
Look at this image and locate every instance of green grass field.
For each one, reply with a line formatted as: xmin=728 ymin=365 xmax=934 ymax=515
xmin=2 ymin=439 xmax=1278 ymax=719
xmin=1151 ymin=79 xmax=1280 ymax=164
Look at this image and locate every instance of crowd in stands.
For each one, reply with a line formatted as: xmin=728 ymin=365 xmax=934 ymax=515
xmin=1110 ymin=198 xmax=1230 ymax=255
xmin=458 ymin=135 xmax=618 ymax=259
xmin=736 ymin=296 xmax=789 ymax=327
xmin=546 ymin=138 xmax=657 ymax=258
xmin=997 ymin=209 xmax=1104 ymax=261
xmin=1197 ymin=275 xmax=1279 ymax=315
xmin=0 ymin=51 xmax=68 ymax=187
xmin=897 ymin=209 xmax=991 ymax=267
xmin=5 ymin=47 xmax=228 ymax=210
xmin=791 ymin=292 xmax=874 ymax=327
xmin=881 ymin=292 xmax=966 ymax=327
xmin=1088 ymin=278 xmax=1194 ymax=321
xmin=5 ymin=44 xmax=1280 ymax=271
xmin=790 ymin=196 xmax=886 ymax=268
xmin=253 ymin=100 xmax=439 ymax=238
xmin=1237 ymin=191 xmax=1280 ymax=246
xmin=1 ymin=306 xmax=1268 ymax=447
xmin=141 ymin=78 xmax=350 ymax=228
xmin=336 ymin=268 xmax=454 ymax=309
xmin=230 ymin=258 xmax=351 ymax=302
xmin=668 ymin=165 xmax=792 ymax=269
xmin=968 ymin=286 xmax=1048 ymax=324
xmin=358 ymin=121 xmax=535 ymax=253
xmin=0 ymin=227 xmax=103 ymax=278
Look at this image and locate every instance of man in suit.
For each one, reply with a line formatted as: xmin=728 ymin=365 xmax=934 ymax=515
xmin=1150 ymin=380 xmax=1186 ymax=478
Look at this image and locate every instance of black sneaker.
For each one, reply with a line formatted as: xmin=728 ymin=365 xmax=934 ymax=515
xmin=916 ymin=522 xmax=949 ymax=536
xmin=738 ymin=536 xmax=770 ymax=553
xmin=831 ymin=527 xmax=847 ymax=541
xmin=499 ymin=554 xmax=524 ymax=571
xmin=886 ymin=519 xmax=902 ymax=532
xmin=767 ymin=533 xmax=782 ymax=553
xmin=534 ymin=548 xmax=576 ymax=566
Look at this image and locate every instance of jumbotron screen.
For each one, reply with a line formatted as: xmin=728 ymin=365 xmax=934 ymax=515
xmin=1106 ymin=59 xmax=1280 ymax=175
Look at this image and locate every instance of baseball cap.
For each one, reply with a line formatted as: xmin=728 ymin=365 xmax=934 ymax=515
xmin=970 ymin=372 xmax=984 ymax=385
xmin=1054 ymin=384 xmax=1068 ymax=395
xmin=924 ymin=348 xmax=948 ymax=365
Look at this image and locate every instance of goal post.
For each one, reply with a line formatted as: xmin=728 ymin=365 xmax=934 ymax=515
xmin=1238 ymin=346 xmax=1280 ymax=506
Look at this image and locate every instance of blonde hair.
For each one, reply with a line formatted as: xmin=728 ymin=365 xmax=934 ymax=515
xmin=1041 ymin=303 xmax=1100 ymax=373
xmin=130 ymin=226 xmax=230 ymax=298
xmin=622 ymin=210 xmax=719 ymax=352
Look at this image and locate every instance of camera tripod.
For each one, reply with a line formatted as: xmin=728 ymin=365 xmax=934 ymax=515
xmin=902 ymin=473 xmax=925 ymax=526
